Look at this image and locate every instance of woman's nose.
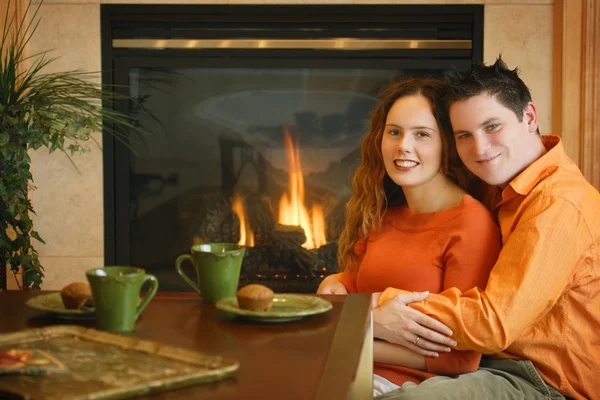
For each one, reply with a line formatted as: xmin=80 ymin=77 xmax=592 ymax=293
xmin=398 ymin=135 xmax=413 ymax=153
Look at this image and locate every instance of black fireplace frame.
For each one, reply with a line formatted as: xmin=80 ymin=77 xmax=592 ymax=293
xmin=101 ymin=4 xmax=484 ymax=271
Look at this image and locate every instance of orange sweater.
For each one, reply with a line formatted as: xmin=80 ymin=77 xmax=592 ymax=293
xmin=338 ymin=194 xmax=500 ymax=386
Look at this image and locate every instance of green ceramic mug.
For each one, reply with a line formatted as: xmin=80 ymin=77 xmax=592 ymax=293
xmin=175 ymin=243 xmax=246 ymax=303
xmin=86 ymin=266 xmax=158 ymax=333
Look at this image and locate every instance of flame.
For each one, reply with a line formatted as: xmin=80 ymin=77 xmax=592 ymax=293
xmin=278 ymin=127 xmax=326 ymax=249
xmin=312 ymin=205 xmax=326 ymax=248
xmin=232 ymin=194 xmax=254 ymax=247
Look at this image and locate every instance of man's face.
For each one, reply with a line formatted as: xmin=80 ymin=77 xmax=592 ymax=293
xmin=449 ymin=93 xmax=539 ymax=188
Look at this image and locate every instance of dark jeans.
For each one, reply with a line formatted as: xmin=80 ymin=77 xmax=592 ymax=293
xmin=375 ymin=358 xmax=566 ymax=400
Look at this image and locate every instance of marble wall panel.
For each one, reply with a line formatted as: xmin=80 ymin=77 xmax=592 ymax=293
xmin=484 ymin=5 xmax=553 ymax=132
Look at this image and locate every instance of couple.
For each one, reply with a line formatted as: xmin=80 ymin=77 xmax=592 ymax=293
xmin=318 ymin=58 xmax=600 ymax=400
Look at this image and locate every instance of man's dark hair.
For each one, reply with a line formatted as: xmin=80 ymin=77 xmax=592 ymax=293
xmin=444 ymin=56 xmax=536 ymax=126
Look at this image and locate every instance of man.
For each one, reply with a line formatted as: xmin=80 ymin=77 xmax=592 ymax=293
xmin=373 ymin=58 xmax=600 ymax=399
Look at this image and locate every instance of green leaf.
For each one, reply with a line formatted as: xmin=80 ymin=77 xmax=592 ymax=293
xmin=31 ymin=230 xmax=45 ymax=244
xmin=0 ymin=0 xmax=157 ymax=290
xmin=25 ymin=269 xmax=44 ymax=290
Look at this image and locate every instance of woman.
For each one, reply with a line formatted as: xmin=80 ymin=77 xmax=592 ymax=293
xmin=317 ymin=78 xmax=501 ymax=395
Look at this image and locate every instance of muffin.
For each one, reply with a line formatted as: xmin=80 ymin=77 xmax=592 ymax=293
xmin=236 ymin=284 xmax=275 ymax=312
xmin=60 ymin=282 xmax=93 ymax=310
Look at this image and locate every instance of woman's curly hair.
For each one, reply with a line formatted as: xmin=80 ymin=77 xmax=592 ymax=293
xmin=337 ymin=77 xmax=472 ymax=272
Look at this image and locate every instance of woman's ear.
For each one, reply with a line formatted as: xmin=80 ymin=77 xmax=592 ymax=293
xmin=524 ymin=101 xmax=538 ymax=134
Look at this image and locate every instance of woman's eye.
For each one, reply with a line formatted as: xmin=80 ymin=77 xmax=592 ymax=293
xmin=388 ymin=129 xmax=400 ymax=136
xmin=416 ymin=131 xmax=430 ymax=138
xmin=457 ymin=133 xmax=471 ymax=140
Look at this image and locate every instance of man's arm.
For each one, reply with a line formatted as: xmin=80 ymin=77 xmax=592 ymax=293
xmin=378 ymin=197 xmax=589 ymax=353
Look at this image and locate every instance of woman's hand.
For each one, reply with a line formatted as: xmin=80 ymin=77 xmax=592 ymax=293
xmin=317 ymin=275 xmax=348 ymax=295
xmin=373 ymin=291 xmax=457 ymax=357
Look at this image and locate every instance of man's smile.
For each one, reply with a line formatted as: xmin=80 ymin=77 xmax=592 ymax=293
xmin=476 ymin=153 xmax=501 ymax=165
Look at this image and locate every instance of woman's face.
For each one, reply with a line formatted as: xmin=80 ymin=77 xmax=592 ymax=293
xmin=381 ymin=94 xmax=445 ymax=190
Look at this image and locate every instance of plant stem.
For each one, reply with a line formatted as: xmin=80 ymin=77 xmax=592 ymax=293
xmin=0 ymin=249 xmax=5 ymax=291
xmin=0 ymin=157 xmax=5 ymax=291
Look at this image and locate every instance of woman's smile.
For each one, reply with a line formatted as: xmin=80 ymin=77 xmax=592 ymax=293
xmin=394 ymin=159 xmax=420 ymax=170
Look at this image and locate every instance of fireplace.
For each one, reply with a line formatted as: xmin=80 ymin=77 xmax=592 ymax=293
xmin=102 ymin=4 xmax=483 ymax=292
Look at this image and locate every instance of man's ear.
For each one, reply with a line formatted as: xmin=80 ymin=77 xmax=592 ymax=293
xmin=524 ymin=101 xmax=538 ymax=133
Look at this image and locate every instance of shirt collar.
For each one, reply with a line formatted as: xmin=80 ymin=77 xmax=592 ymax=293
xmin=500 ymin=135 xmax=571 ymax=201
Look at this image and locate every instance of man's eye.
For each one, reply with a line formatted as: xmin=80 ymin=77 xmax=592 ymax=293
xmin=457 ymin=133 xmax=471 ymax=140
xmin=487 ymin=124 xmax=500 ymax=131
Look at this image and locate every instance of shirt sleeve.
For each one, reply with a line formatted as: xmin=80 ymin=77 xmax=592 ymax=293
xmin=336 ymin=270 xmax=358 ymax=293
xmin=425 ymin=205 xmax=501 ymax=374
xmin=332 ymin=236 xmax=367 ymax=293
xmin=382 ymin=196 xmax=589 ymax=354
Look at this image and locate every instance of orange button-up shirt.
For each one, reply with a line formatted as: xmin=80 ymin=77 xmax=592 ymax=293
xmin=379 ymin=136 xmax=600 ymax=399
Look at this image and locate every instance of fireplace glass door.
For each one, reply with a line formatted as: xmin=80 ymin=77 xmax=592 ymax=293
xmin=126 ymin=65 xmax=416 ymax=291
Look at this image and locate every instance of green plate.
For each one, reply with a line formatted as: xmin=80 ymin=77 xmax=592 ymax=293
xmin=215 ymin=294 xmax=333 ymax=323
xmin=26 ymin=293 xmax=95 ymax=320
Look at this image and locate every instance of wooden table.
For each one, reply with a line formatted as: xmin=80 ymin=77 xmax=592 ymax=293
xmin=0 ymin=291 xmax=373 ymax=399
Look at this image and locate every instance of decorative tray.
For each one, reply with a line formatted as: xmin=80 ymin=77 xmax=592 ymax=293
xmin=0 ymin=325 xmax=239 ymax=399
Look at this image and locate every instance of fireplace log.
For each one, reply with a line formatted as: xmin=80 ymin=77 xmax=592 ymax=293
xmin=245 ymin=195 xmax=277 ymax=247
xmin=317 ymin=242 xmax=340 ymax=274
xmin=293 ymin=249 xmax=318 ymax=274
xmin=190 ymin=194 xmax=240 ymax=245
xmin=268 ymin=225 xmax=317 ymax=273
xmin=271 ymin=224 xmax=306 ymax=245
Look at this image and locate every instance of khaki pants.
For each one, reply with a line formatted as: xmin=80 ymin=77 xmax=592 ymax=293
xmin=375 ymin=358 xmax=567 ymax=400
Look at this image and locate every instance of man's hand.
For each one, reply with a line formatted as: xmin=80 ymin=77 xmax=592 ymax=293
xmin=317 ymin=275 xmax=348 ymax=295
xmin=373 ymin=291 xmax=457 ymax=357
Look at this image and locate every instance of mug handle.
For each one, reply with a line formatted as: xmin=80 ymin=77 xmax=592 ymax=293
xmin=175 ymin=254 xmax=202 ymax=295
xmin=136 ymin=274 xmax=158 ymax=320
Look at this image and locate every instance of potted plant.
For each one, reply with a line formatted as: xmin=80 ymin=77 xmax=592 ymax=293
xmin=0 ymin=1 xmax=149 ymax=289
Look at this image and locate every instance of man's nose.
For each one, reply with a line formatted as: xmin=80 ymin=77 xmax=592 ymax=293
xmin=473 ymin=135 xmax=491 ymax=154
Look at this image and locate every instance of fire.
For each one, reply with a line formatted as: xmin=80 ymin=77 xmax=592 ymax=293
xmin=311 ymin=205 xmax=326 ymax=248
xmin=232 ymin=127 xmax=327 ymax=249
xmin=278 ymin=127 xmax=326 ymax=249
xmin=232 ymin=194 xmax=254 ymax=247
